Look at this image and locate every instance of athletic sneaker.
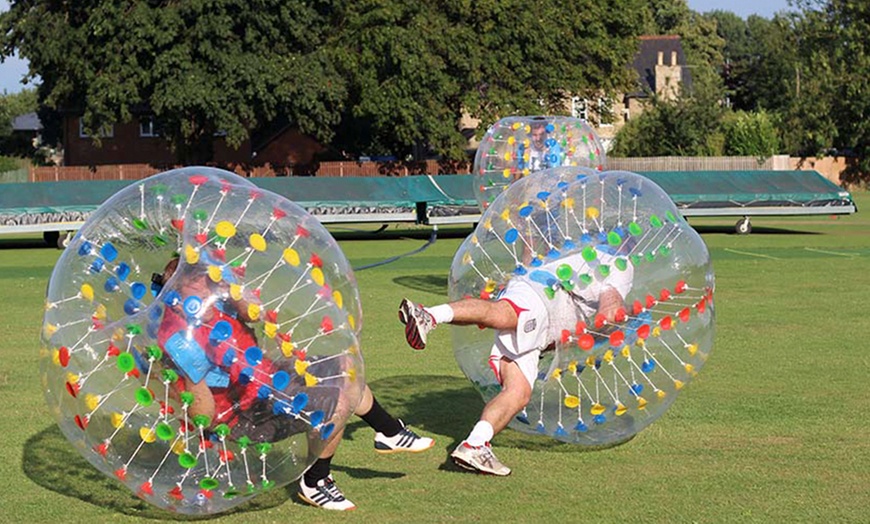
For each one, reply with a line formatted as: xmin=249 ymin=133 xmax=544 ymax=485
xmin=374 ymin=419 xmax=436 ymax=454
xmin=298 ymin=475 xmax=356 ymax=511
xmin=399 ymin=298 xmax=436 ymax=350
xmin=450 ymin=441 xmax=511 ymax=476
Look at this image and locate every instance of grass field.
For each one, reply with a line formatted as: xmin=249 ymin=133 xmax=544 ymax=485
xmin=2 ymin=193 xmax=869 ymax=523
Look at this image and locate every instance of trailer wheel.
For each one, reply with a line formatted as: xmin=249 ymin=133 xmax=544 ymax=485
xmin=735 ymin=217 xmax=752 ymax=235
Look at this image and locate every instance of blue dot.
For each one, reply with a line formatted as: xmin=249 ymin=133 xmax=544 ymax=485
xmin=546 ymin=153 xmax=559 ymax=164
xmin=77 ymin=241 xmax=93 ymax=256
xmin=320 ymin=423 xmax=335 ymax=440
xmin=89 ymin=258 xmax=105 ymax=274
xmin=641 ymin=360 xmax=656 ymax=373
xmin=104 ymin=277 xmax=120 ymax=293
xmin=629 ymin=187 xmax=642 ymax=197
xmin=530 ymin=258 xmax=542 ymax=267
xmin=555 ymin=426 xmax=568 ymax=437
xmin=273 ymin=399 xmax=291 ymax=415
xmin=574 ymin=421 xmax=589 ymax=432
xmin=291 ymin=393 xmax=308 ymax=414
xmin=576 ymin=174 xmax=588 ymax=182
xmin=131 ymin=282 xmax=147 ymax=300
xmin=593 ymin=414 xmax=607 ymax=424
xmin=545 ymin=138 xmax=557 ymax=148
xmin=209 ymin=320 xmax=233 ymax=344
xmin=149 ymin=305 xmax=163 ymax=321
xmin=222 ymin=349 xmax=236 ymax=367
xmin=100 ymin=242 xmax=118 ymax=262
xmin=563 ymin=239 xmax=576 ymax=251
xmin=238 ymin=367 xmax=253 ymax=385
xmin=515 ymin=412 xmax=530 ymax=424
xmin=513 ymin=265 xmax=527 ymax=276
xmin=537 ymin=191 xmax=550 ymax=201
xmin=147 ymin=322 xmax=159 ymax=339
xmin=504 ymin=228 xmax=519 ymax=244
xmin=535 ymin=422 xmax=546 ymax=433
xmin=310 ymin=410 xmax=325 ymax=428
xmin=631 ymin=383 xmax=644 ymax=395
xmin=183 ymin=296 xmax=202 ymax=317
xmin=245 ymin=346 xmax=263 ymax=366
xmin=518 ymin=205 xmax=533 ymax=218
xmin=272 ymin=371 xmax=290 ymax=391
xmin=581 ymin=233 xmax=593 ymax=244
xmin=557 ymin=181 xmax=568 ymax=190
xmin=257 ymin=385 xmax=271 ymax=400
xmin=545 ymin=123 xmax=555 ymax=132
xmin=115 ymin=262 xmax=130 ymax=281
xmin=123 ymin=299 xmax=140 ymax=315
xmin=547 ymin=248 xmax=560 ymax=259
xmin=162 ymin=290 xmax=181 ymax=307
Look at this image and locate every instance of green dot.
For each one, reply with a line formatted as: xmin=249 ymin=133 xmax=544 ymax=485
xmin=132 ymin=218 xmax=148 ymax=230
xmin=615 ymin=258 xmax=628 ymax=271
xmin=151 ymin=183 xmax=167 ymax=195
xmin=581 ymin=246 xmax=597 ymax=262
xmin=579 ymin=274 xmax=593 ymax=285
xmin=561 ymin=280 xmax=575 ymax=292
xmin=223 ymin=489 xmax=239 ymax=499
xmin=192 ymin=209 xmax=208 ymax=221
xmin=628 ymin=222 xmax=643 ymax=236
xmin=152 ymin=234 xmax=168 ymax=246
xmin=660 ymin=246 xmax=671 ymax=257
xmin=544 ymin=287 xmax=556 ymax=300
xmin=171 ymin=194 xmax=187 ymax=205
xmin=630 ymin=254 xmax=642 ymax=265
xmin=200 ymin=477 xmax=219 ymax=491
xmin=179 ymin=453 xmax=197 ymax=469
xmin=261 ymin=480 xmax=275 ymax=490
xmin=237 ymin=436 xmax=251 ymax=449
xmin=255 ymin=442 xmax=272 ymax=455
xmin=180 ymin=391 xmax=194 ymax=405
xmin=162 ymin=369 xmax=179 ymax=383
xmin=246 ymin=484 xmax=256 ymax=494
xmin=598 ymin=265 xmax=611 ymax=277
xmin=135 ymin=387 xmax=153 ymax=407
xmin=229 ymin=258 xmax=242 ymax=267
xmin=556 ymin=264 xmax=573 ymax=280
xmin=214 ymin=424 xmax=231 ymax=438
xmin=666 ymin=211 xmax=678 ymax=222
xmin=146 ymin=345 xmax=163 ymax=360
xmin=156 ymin=422 xmax=174 ymax=441
xmin=193 ymin=414 xmax=211 ymax=428
xmin=650 ymin=215 xmax=663 ymax=228
xmin=607 ymin=231 xmax=622 ymax=246
xmin=645 ymin=252 xmax=656 ymax=262
xmin=117 ymin=353 xmax=135 ymax=373
xmin=126 ymin=324 xmax=142 ymax=335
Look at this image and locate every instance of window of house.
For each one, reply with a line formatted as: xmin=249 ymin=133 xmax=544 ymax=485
xmin=139 ymin=117 xmax=160 ymax=137
xmin=79 ymin=119 xmax=114 ymax=138
xmin=571 ymin=97 xmax=589 ymax=122
xmin=598 ymin=97 xmax=614 ymax=127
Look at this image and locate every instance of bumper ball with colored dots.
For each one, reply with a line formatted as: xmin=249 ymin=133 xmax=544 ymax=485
xmin=472 ymin=115 xmax=606 ymax=210
xmin=40 ymin=167 xmax=365 ymax=514
xmin=450 ymin=167 xmax=714 ymax=446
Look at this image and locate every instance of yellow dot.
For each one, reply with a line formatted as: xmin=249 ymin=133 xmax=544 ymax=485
xmin=637 ymin=397 xmax=648 ymax=410
xmin=483 ymin=219 xmax=493 ymax=230
xmin=172 ymin=440 xmax=186 ymax=455
xmin=80 ymin=284 xmax=94 ymax=302
xmin=215 ymin=221 xmax=236 ymax=238
xmin=333 ymin=290 xmax=344 ymax=309
xmin=294 ymin=360 xmax=309 ymax=375
xmin=585 ymin=207 xmax=600 ymax=220
xmin=348 ymin=369 xmax=357 ymax=382
xmin=562 ymin=197 xmax=575 ymax=208
xmin=656 ymin=390 xmax=667 ymax=399
xmin=281 ymin=340 xmax=295 ymax=357
xmin=615 ymin=403 xmax=627 ymax=416
xmin=462 ymin=252 xmax=472 ymax=265
xmin=66 ymin=372 xmax=79 ymax=385
xmin=348 ymin=314 xmax=356 ymax=330
xmin=43 ymin=323 xmax=58 ymax=338
xmin=621 ymin=346 xmax=631 ymax=358
xmin=264 ymin=322 xmax=277 ymax=338
xmin=249 ymin=233 xmax=267 ymax=252
xmin=567 ymin=360 xmax=578 ymax=373
xmin=94 ymin=303 xmax=107 ymax=320
xmin=590 ymin=403 xmax=606 ymax=415
xmin=585 ymin=355 xmax=597 ymax=368
xmin=207 ymin=265 xmax=223 ymax=283
xmin=111 ymin=412 xmax=125 ymax=428
xmin=484 ymin=280 xmax=497 ymax=293
xmin=684 ymin=363 xmax=694 ymax=373
xmin=603 ymin=350 xmax=614 ymax=363
xmin=230 ymin=284 xmax=243 ymax=301
xmin=503 ymin=152 xmax=511 ymax=161
xmin=247 ymin=303 xmax=261 ymax=321
xmin=185 ymin=244 xmax=199 ymax=265
xmin=687 ymin=344 xmax=698 ymax=356
xmin=500 ymin=209 xmax=510 ymax=221
xmin=140 ymin=427 xmax=156 ymax=443
xmin=283 ymin=247 xmax=300 ymax=266
xmin=304 ymin=373 xmax=319 ymax=387
xmin=310 ymin=267 xmax=325 ymax=287
xmin=85 ymin=394 xmax=100 ymax=411
xmin=674 ymin=379 xmax=685 ymax=390
xmin=564 ymin=395 xmax=580 ymax=409
xmin=507 ymin=136 xmax=515 ymax=145
xmin=502 ymin=168 xmax=511 ymax=179
xmin=551 ymin=368 xmax=562 ymax=379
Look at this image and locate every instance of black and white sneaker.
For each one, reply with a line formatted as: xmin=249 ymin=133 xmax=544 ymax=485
xmin=298 ymin=475 xmax=356 ymax=511
xmin=399 ymin=298 xmax=436 ymax=350
xmin=374 ymin=419 xmax=436 ymax=454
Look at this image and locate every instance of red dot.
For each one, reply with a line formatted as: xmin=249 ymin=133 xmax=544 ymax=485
xmin=609 ymin=331 xmax=625 ymax=347
xmin=58 ymin=346 xmax=70 ymax=367
xmin=660 ymin=288 xmax=671 ymax=302
xmin=679 ymin=307 xmax=691 ymax=322
xmin=637 ymin=324 xmax=651 ymax=339
xmin=579 ymin=334 xmax=595 ymax=350
xmin=675 ymin=280 xmax=687 ymax=294
xmin=188 ymin=175 xmax=208 ymax=186
xmin=660 ymin=316 xmax=673 ymax=330
xmin=633 ymin=300 xmax=644 ymax=315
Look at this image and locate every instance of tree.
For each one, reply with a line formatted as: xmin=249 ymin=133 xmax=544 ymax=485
xmin=0 ymin=88 xmax=37 ymax=137
xmin=0 ymin=0 xmax=346 ymax=164
xmin=723 ymin=110 xmax=781 ymax=158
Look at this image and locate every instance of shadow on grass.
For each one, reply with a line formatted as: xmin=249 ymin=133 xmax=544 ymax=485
xmin=345 ymin=375 xmax=616 ymax=455
xmin=21 ymin=424 xmax=295 ymax=520
xmin=691 ymin=224 xmax=823 ymax=236
xmin=0 ymin=237 xmax=57 ymax=250
xmin=392 ymin=275 xmax=448 ymax=295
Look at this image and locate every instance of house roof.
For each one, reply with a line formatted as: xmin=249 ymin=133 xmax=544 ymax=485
xmin=12 ymin=111 xmax=42 ymax=132
xmin=629 ymin=35 xmax=693 ymax=97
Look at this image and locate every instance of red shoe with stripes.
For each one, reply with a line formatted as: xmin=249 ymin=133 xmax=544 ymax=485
xmin=398 ymin=298 xmax=436 ymax=350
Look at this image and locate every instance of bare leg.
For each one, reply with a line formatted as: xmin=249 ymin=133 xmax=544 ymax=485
xmin=448 ymin=299 xmax=519 ymax=330
xmin=479 ymin=359 xmax=532 ymax=434
xmin=353 ymin=384 xmax=374 ymax=417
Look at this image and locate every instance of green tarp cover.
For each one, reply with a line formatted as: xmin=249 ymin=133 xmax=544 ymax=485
xmin=0 ymin=170 xmax=854 ymax=217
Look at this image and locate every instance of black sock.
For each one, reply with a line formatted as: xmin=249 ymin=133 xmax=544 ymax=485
xmin=303 ymin=456 xmax=332 ymax=488
xmin=360 ymin=396 xmax=403 ymax=437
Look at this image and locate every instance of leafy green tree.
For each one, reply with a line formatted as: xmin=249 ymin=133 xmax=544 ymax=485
xmin=0 ymin=88 xmax=37 ymax=137
xmin=723 ymin=110 xmax=781 ymax=158
xmin=0 ymin=0 xmax=346 ymax=164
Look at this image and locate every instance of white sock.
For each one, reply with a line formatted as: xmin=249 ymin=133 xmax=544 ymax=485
xmin=466 ymin=420 xmax=494 ymax=447
xmin=425 ymin=304 xmax=454 ymax=324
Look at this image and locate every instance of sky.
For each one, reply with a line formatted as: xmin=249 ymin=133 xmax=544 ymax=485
xmin=0 ymin=0 xmax=796 ymax=96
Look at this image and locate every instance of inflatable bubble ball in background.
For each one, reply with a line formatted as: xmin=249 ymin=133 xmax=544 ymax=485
xmin=40 ymin=167 xmax=365 ymax=514
xmin=472 ymin=115 xmax=606 ymax=210
xmin=451 ymin=167 xmax=715 ymax=446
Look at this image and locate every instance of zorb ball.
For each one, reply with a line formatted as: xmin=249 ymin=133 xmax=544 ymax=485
xmin=450 ymin=168 xmax=714 ymax=446
xmin=472 ymin=116 xmax=606 ymax=210
xmin=40 ymin=167 xmax=364 ymax=514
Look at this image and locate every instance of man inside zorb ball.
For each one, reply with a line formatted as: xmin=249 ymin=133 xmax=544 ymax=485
xmin=400 ymin=167 xmax=715 ymax=476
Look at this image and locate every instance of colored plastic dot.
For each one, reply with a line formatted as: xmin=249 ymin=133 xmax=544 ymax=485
xmin=581 ymin=246 xmax=597 ymax=262
xmin=155 ymin=423 xmax=174 ymax=441
xmin=179 ymin=453 xmax=197 ymax=469
xmin=135 ymin=387 xmax=153 ymax=407
xmin=117 ymin=354 xmax=135 ymax=373
xmin=214 ymin=424 xmax=231 ymax=438
xmin=556 ymin=264 xmax=573 ymax=280
xmin=161 ymin=369 xmax=179 ymax=383
xmin=132 ymin=218 xmax=148 ymax=230
xmin=607 ymin=231 xmax=622 ymax=246
xmin=192 ymin=209 xmax=208 ymax=221
xmin=192 ymin=414 xmax=211 ymax=428
xmin=650 ymin=215 xmax=663 ymax=228
xmin=615 ymin=258 xmax=628 ymax=271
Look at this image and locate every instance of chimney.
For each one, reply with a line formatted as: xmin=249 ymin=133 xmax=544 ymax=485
xmin=657 ymin=51 xmax=663 ymax=66
xmin=671 ymin=51 xmax=678 ymax=66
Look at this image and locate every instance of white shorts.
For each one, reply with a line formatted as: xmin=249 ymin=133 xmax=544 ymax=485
xmin=489 ymin=280 xmax=549 ymax=389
